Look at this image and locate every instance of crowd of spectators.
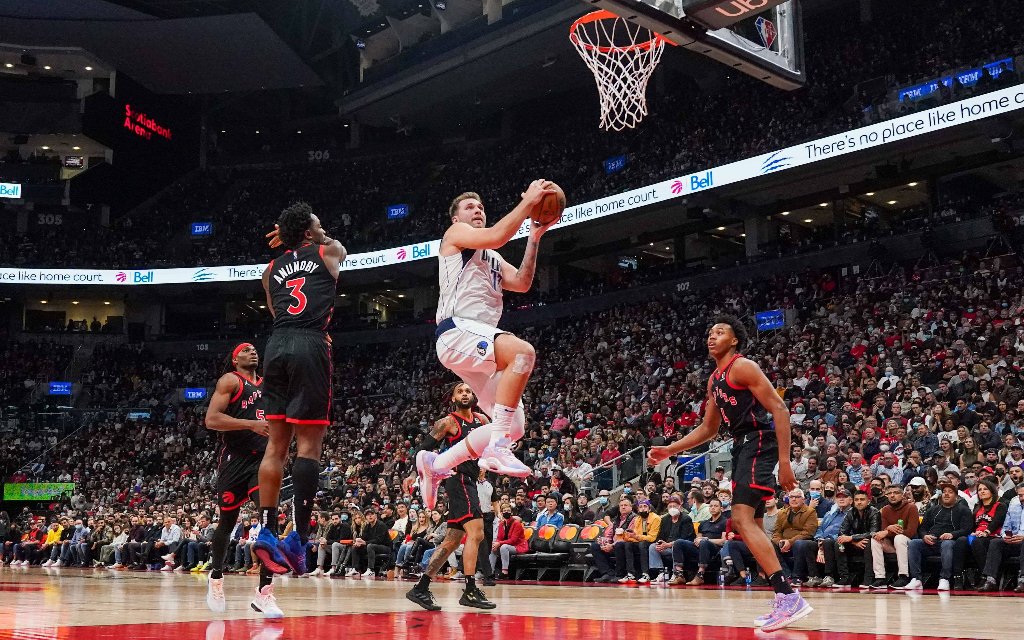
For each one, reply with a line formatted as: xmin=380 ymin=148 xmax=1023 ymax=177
xmin=3 ymin=235 xmax=1024 ymax=592
xmin=2 ymin=1 xmax=1023 ymax=270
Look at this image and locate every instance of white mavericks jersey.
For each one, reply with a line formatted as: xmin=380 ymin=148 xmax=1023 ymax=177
xmin=437 ymin=247 xmax=507 ymax=327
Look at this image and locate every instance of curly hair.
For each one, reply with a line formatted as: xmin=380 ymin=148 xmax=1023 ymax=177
xmin=277 ymin=201 xmax=314 ymax=249
xmin=712 ymin=314 xmax=748 ymax=350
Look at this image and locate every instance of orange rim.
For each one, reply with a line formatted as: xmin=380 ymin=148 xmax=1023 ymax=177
xmin=569 ymin=9 xmax=670 ymax=54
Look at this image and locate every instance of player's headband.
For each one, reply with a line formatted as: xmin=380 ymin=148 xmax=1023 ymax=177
xmin=232 ymin=343 xmax=254 ymax=361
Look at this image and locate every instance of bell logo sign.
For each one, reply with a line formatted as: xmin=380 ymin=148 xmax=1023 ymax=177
xmin=0 ymin=182 xmax=22 ymax=199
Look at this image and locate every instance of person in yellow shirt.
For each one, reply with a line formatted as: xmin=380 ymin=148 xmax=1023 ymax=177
xmin=38 ymin=520 xmax=64 ymax=565
xmin=617 ymin=499 xmax=661 ymax=582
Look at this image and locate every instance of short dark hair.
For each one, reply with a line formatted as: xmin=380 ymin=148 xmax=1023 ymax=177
xmin=277 ymin=201 xmax=314 ymax=249
xmin=712 ymin=315 xmax=748 ymax=350
xmin=853 ymin=489 xmax=870 ymax=499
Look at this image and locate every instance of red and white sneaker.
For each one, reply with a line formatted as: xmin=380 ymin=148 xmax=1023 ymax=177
xmin=417 ymin=451 xmax=450 ymax=511
xmin=478 ymin=438 xmax=531 ymax=478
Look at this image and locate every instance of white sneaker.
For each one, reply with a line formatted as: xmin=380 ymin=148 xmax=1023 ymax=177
xmin=160 ymin=564 xmax=174 ymax=572
xmin=637 ymin=574 xmax=651 ymax=584
xmin=361 ymin=569 xmax=374 ymax=578
xmin=206 ymin=577 xmax=226 ymax=613
xmin=250 ymin=585 xmax=284 ymax=620
xmin=306 ymin=568 xmax=323 ymax=577
xmin=478 ymin=439 xmax=531 ymax=478
xmin=937 ymin=579 xmax=950 ymax=591
xmin=53 ymin=560 xmax=63 ymax=567
xmin=162 ymin=554 xmax=175 ymax=562
xmin=345 ymin=568 xmax=358 ymax=577
xmin=657 ymin=572 xmax=670 ymax=583
xmin=903 ymin=578 xmax=923 ymax=590
xmin=618 ymin=573 xmax=635 ymax=583
xmin=324 ymin=567 xmax=336 ymax=577
xmin=110 ymin=564 xmax=122 ymax=570
xmin=42 ymin=560 xmax=52 ymax=567
xmin=416 ymin=451 xmax=451 ymax=511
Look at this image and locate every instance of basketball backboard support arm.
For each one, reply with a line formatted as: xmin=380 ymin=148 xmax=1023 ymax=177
xmin=580 ymin=0 xmax=806 ymax=90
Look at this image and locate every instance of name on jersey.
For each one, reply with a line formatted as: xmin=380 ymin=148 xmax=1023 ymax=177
xmin=240 ymin=389 xmax=262 ymax=410
xmin=482 ymin=250 xmax=502 ymax=291
xmin=273 ymin=260 xmax=320 ymax=285
xmin=712 ymin=385 xmax=738 ymax=406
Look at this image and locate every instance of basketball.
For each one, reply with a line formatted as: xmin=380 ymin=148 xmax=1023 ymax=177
xmin=532 ymin=182 xmax=566 ymax=226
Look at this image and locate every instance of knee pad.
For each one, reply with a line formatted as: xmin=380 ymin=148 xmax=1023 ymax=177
xmin=511 ymin=351 xmax=535 ymax=375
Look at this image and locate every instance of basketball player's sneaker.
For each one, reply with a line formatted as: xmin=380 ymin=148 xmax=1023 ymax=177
xmin=206 ymin=577 xmax=226 ymax=613
xmin=753 ymin=594 xmax=782 ymax=627
xmin=459 ymin=586 xmax=496 ymax=609
xmin=278 ymin=531 xmax=307 ymax=575
xmin=406 ymin=585 xmax=442 ymax=611
xmin=250 ymin=584 xmax=284 ymax=620
xmin=477 ymin=438 xmax=531 ymax=478
xmin=253 ymin=528 xmax=291 ymax=575
xmin=416 ymin=451 xmax=451 ymax=511
xmin=759 ymin=592 xmax=813 ymax=632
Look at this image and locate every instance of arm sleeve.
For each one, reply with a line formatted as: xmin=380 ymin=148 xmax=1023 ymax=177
xmin=953 ymin=506 xmax=975 ymax=539
xmin=838 ymin=512 xmax=853 ymax=538
xmin=991 ymin=503 xmax=1008 ymax=534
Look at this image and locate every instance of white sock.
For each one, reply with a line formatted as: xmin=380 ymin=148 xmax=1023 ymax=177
xmin=489 ymin=404 xmax=514 ymax=446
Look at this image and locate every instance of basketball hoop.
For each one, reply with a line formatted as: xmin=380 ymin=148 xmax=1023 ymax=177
xmin=569 ymin=10 xmax=669 ymax=132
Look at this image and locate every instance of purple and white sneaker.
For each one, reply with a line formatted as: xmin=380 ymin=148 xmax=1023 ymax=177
xmin=759 ymin=592 xmax=813 ymax=632
xmin=754 ymin=593 xmax=785 ymax=627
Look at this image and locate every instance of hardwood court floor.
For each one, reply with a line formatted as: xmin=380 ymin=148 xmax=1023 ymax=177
xmin=0 ymin=567 xmax=1014 ymax=639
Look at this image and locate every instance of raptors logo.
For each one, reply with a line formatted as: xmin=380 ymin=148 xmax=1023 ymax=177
xmin=221 ymin=490 xmax=236 ymax=506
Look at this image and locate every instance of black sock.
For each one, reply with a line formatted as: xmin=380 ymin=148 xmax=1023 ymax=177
xmin=209 ymin=508 xmax=238 ymax=575
xmin=210 ymin=570 xmax=223 ymax=580
xmin=416 ymin=574 xmax=431 ymax=591
xmin=466 ymin=575 xmax=476 ymax=590
xmin=291 ymin=457 xmax=319 ymax=545
xmin=259 ymin=565 xmax=273 ymax=590
xmin=769 ymin=570 xmax=794 ymax=595
xmin=260 ymin=507 xmax=279 ymax=536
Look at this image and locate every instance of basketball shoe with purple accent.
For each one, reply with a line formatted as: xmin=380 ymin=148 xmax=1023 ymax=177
xmin=759 ymin=592 xmax=813 ymax=632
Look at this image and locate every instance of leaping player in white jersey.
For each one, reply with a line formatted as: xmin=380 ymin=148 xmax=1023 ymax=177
xmin=414 ymin=180 xmax=558 ymax=509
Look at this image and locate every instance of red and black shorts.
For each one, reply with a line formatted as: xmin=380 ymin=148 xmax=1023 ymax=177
xmin=217 ymin=452 xmax=261 ymax=512
xmin=444 ymin=472 xmax=482 ymax=531
xmin=731 ymin=430 xmax=779 ymax=519
xmin=263 ymin=328 xmax=332 ymax=426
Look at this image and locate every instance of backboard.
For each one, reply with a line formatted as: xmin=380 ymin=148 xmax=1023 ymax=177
xmin=582 ymin=0 xmax=805 ymax=90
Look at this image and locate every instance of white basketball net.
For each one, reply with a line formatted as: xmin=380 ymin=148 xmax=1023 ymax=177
xmin=570 ymin=11 xmax=666 ymax=131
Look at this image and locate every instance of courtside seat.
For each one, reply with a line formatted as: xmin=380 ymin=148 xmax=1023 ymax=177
xmin=565 ymin=523 xmax=605 ymax=582
xmin=512 ymin=525 xmax=559 ymax=580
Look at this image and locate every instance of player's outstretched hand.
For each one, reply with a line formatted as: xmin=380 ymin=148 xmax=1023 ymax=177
xmin=520 ymin=179 xmax=556 ymax=207
xmin=266 ymin=224 xmax=283 ymax=249
xmin=647 ymin=446 xmax=672 ymax=466
xmin=402 ymin=475 xmax=417 ymax=497
xmin=250 ymin=421 xmax=270 ymax=437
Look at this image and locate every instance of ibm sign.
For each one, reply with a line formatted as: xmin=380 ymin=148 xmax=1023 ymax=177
xmin=49 ymin=381 xmax=73 ymax=395
xmin=183 ymin=387 xmax=208 ymax=401
xmin=0 ymin=182 xmax=23 ymax=199
xmin=191 ymin=222 xmax=213 ymax=236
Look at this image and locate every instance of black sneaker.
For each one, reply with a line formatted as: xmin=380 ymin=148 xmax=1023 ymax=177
xmin=890 ymin=575 xmax=911 ymax=589
xmin=482 ymin=576 xmax=496 ymax=587
xmin=749 ymin=575 xmax=770 ymax=587
xmin=406 ymin=587 xmax=442 ymax=611
xmin=869 ymin=579 xmax=889 ymax=590
xmin=459 ymin=587 xmax=497 ymax=610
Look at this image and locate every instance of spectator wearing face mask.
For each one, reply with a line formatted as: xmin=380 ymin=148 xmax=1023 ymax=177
xmin=491 ymin=509 xmax=528 ymax=580
xmin=562 ymin=495 xmax=585 ymax=527
xmin=617 ymin=499 xmax=660 ymax=583
xmin=805 ymin=480 xmax=833 ymax=518
xmin=904 ymin=482 xmax=973 ymax=591
xmin=687 ymin=491 xmax=710 ymax=523
xmin=642 ymin=495 xmax=694 ymax=584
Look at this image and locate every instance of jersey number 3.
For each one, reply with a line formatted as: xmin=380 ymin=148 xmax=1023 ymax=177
xmin=285 ymin=277 xmax=307 ymax=315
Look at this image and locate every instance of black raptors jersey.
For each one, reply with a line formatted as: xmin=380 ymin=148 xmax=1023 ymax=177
xmin=220 ymin=372 xmax=267 ymax=458
xmin=710 ymin=354 xmax=772 ymax=439
xmin=268 ymin=242 xmax=337 ymax=331
xmin=444 ymin=412 xmax=486 ymax=478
